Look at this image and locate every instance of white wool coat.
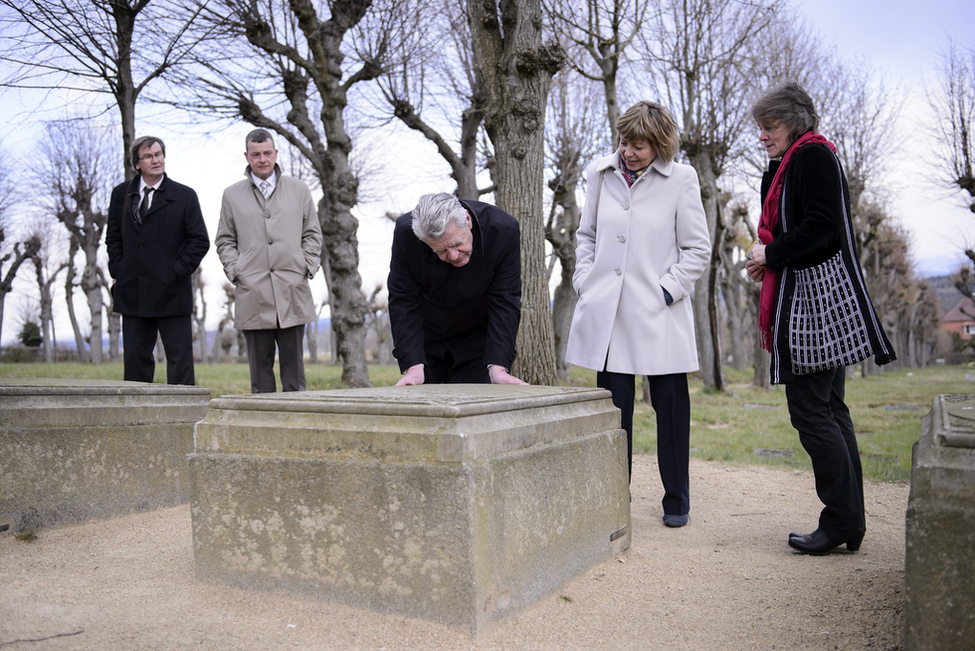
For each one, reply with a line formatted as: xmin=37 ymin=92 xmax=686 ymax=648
xmin=565 ymin=151 xmax=711 ymax=375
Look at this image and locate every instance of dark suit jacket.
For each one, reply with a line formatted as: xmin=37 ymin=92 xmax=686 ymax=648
xmin=387 ymin=200 xmax=522 ymax=375
xmin=106 ymin=173 xmax=210 ymax=317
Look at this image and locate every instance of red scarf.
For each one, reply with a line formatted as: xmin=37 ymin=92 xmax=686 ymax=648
xmin=758 ymin=132 xmax=837 ymax=351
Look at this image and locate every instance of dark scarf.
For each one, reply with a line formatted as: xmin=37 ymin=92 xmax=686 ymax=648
xmin=758 ymin=131 xmax=837 ymax=351
xmin=618 ymin=154 xmax=648 ymax=186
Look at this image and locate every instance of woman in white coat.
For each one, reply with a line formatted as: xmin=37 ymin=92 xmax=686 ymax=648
xmin=565 ymin=101 xmax=711 ymax=528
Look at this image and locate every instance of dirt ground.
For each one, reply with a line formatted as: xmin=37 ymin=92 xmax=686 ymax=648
xmin=0 ymin=455 xmax=908 ymax=650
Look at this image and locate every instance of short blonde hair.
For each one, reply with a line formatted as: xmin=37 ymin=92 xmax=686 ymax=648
xmin=616 ymin=101 xmax=681 ymax=163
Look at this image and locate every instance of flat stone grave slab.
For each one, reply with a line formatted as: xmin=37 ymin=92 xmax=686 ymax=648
xmin=188 ymin=384 xmax=630 ymax=635
xmin=0 ymin=378 xmax=210 ymax=531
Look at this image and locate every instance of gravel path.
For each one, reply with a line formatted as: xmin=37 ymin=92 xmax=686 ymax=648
xmin=0 ymin=455 xmax=908 ymax=650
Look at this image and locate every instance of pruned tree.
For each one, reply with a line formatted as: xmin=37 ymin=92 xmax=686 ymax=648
xmin=28 ymin=229 xmax=67 ymax=363
xmin=546 ymin=0 xmax=649 ymax=141
xmin=0 ymin=0 xmax=211 ymax=178
xmin=362 ymin=284 xmax=393 ymax=365
xmin=0 ymin=232 xmax=41 ymax=351
xmin=182 ymin=0 xmax=411 ymax=387
xmin=861 ymin=218 xmax=941 ymax=369
xmin=928 ymin=39 xmax=975 ymax=306
xmin=35 ymin=121 xmax=114 ymax=364
xmin=468 ymin=0 xmax=565 ymax=385
xmin=212 ymin=281 xmax=238 ymax=362
xmin=929 ymin=39 xmax=975 ymax=213
xmin=192 ymin=268 xmax=208 ymax=364
xmin=545 ymin=69 xmax=606 ymax=381
xmin=100 ymin=266 xmax=121 ymax=360
xmin=373 ymin=0 xmax=491 ymax=200
xmin=639 ymin=0 xmax=778 ymax=392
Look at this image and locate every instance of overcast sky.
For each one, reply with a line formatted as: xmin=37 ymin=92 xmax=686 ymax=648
xmin=795 ymin=0 xmax=975 ymax=276
xmin=1 ymin=0 xmax=973 ymax=344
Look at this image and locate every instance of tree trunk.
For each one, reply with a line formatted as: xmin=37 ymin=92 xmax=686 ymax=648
xmin=64 ymin=261 xmax=90 ymax=364
xmin=316 ymin=198 xmax=369 ymax=386
xmin=82 ymin=254 xmax=104 ymax=364
xmin=468 ymin=0 xmax=564 ymax=386
xmin=687 ymin=153 xmax=724 ymax=391
xmin=32 ymin=256 xmax=59 ymax=364
xmin=0 ymin=241 xmax=36 ymax=351
xmin=192 ymin=269 xmax=208 ymax=365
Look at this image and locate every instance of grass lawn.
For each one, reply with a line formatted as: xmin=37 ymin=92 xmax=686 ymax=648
xmin=2 ymin=360 xmax=971 ymax=483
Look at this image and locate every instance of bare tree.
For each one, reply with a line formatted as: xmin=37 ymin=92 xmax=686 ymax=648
xmin=928 ymin=39 xmax=975 ymax=305
xmin=373 ymin=0 xmax=491 ymax=200
xmin=547 ymin=0 xmax=649 ymax=141
xmin=544 ymin=70 xmax=606 ymax=381
xmin=100 ymin=266 xmax=121 ymax=360
xmin=35 ymin=121 xmax=115 ymax=363
xmin=362 ymin=284 xmax=393 ymax=366
xmin=0 ymin=0 xmax=210 ymax=178
xmin=862 ymin=218 xmax=940 ymax=369
xmin=639 ymin=0 xmax=778 ymax=392
xmin=212 ymin=282 xmax=238 ymax=362
xmin=468 ymin=0 xmax=565 ymax=386
xmin=0 ymin=149 xmax=40 ymax=349
xmin=929 ymin=39 xmax=975 ymax=213
xmin=28 ymin=229 xmax=67 ymax=363
xmin=183 ymin=0 xmax=409 ymax=387
xmin=192 ymin=268 xmax=208 ymax=364
xmin=0 ymin=232 xmax=40 ymax=351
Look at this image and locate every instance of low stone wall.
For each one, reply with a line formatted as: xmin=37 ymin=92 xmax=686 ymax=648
xmin=0 ymin=378 xmax=210 ymax=531
xmin=905 ymin=394 xmax=975 ymax=650
xmin=189 ymin=385 xmax=629 ymax=635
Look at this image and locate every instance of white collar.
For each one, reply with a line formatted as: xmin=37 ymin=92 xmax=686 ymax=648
xmin=251 ymin=171 xmax=276 ymax=189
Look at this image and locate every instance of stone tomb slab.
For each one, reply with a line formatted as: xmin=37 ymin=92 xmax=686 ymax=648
xmin=188 ymin=384 xmax=630 ymax=635
xmin=0 ymin=378 xmax=211 ymax=530
xmin=905 ymin=394 xmax=975 ymax=650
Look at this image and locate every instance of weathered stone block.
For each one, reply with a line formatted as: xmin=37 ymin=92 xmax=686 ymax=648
xmin=905 ymin=394 xmax=975 ymax=650
xmin=188 ymin=385 xmax=629 ymax=634
xmin=0 ymin=378 xmax=210 ymax=530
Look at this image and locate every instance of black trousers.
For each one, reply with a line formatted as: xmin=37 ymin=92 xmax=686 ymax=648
xmin=785 ymin=366 xmax=865 ymax=534
xmin=122 ymin=314 xmax=195 ymax=385
xmin=243 ymin=325 xmax=306 ymax=393
xmin=421 ymin=337 xmax=490 ymax=384
xmin=597 ymin=371 xmax=691 ymax=516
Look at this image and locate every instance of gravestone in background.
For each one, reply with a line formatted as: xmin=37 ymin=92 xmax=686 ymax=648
xmin=905 ymin=394 xmax=975 ymax=650
xmin=0 ymin=378 xmax=210 ymax=531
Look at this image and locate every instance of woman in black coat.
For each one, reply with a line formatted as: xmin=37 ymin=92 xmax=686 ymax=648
xmin=745 ymin=82 xmax=896 ymax=555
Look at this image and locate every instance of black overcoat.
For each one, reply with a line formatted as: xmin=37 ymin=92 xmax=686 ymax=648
xmin=106 ymin=173 xmax=210 ymax=317
xmin=387 ymin=200 xmax=521 ymax=374
xmin=762 ymin=142 xmax=896 ymax=383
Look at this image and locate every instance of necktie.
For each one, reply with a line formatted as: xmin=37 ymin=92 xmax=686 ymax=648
xmin=139 ymin=186 xmax=152 ymax=222
xmin=260 ymin=180 xmax=271 ymax=198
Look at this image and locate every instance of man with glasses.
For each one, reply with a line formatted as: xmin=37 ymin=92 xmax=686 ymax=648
xmin=106 ymin=135 xmax=210 ymax=385
xmin=387 ymin=192 xmax=526 ymax=385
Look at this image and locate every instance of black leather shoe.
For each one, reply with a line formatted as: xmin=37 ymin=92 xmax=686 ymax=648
xmin=788 ymin=528 xmax=864 ymax=554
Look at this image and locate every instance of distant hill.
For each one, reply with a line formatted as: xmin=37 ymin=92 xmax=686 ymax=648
xmin=926 ymin=274 xmax=967 ymax=316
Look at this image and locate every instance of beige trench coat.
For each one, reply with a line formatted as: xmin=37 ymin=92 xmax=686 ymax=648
xmin=215 ymin=168 xmax=323 ymax=330
xmin=565 ymin=152 xmax=711 ymax=375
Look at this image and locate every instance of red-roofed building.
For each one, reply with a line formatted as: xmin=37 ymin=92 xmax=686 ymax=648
xmin=943 ymin=297 xmax=975 ymax=340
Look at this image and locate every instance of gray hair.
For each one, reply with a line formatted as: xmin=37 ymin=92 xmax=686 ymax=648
xmin=751 ymin=81 xmax=820 ymax=144
xmin=411 ymin=193 xmax=468 ymax=241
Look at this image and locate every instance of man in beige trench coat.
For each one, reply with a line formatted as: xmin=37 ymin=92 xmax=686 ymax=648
xmin=215 ymin=129 xmax=323 ymax=393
